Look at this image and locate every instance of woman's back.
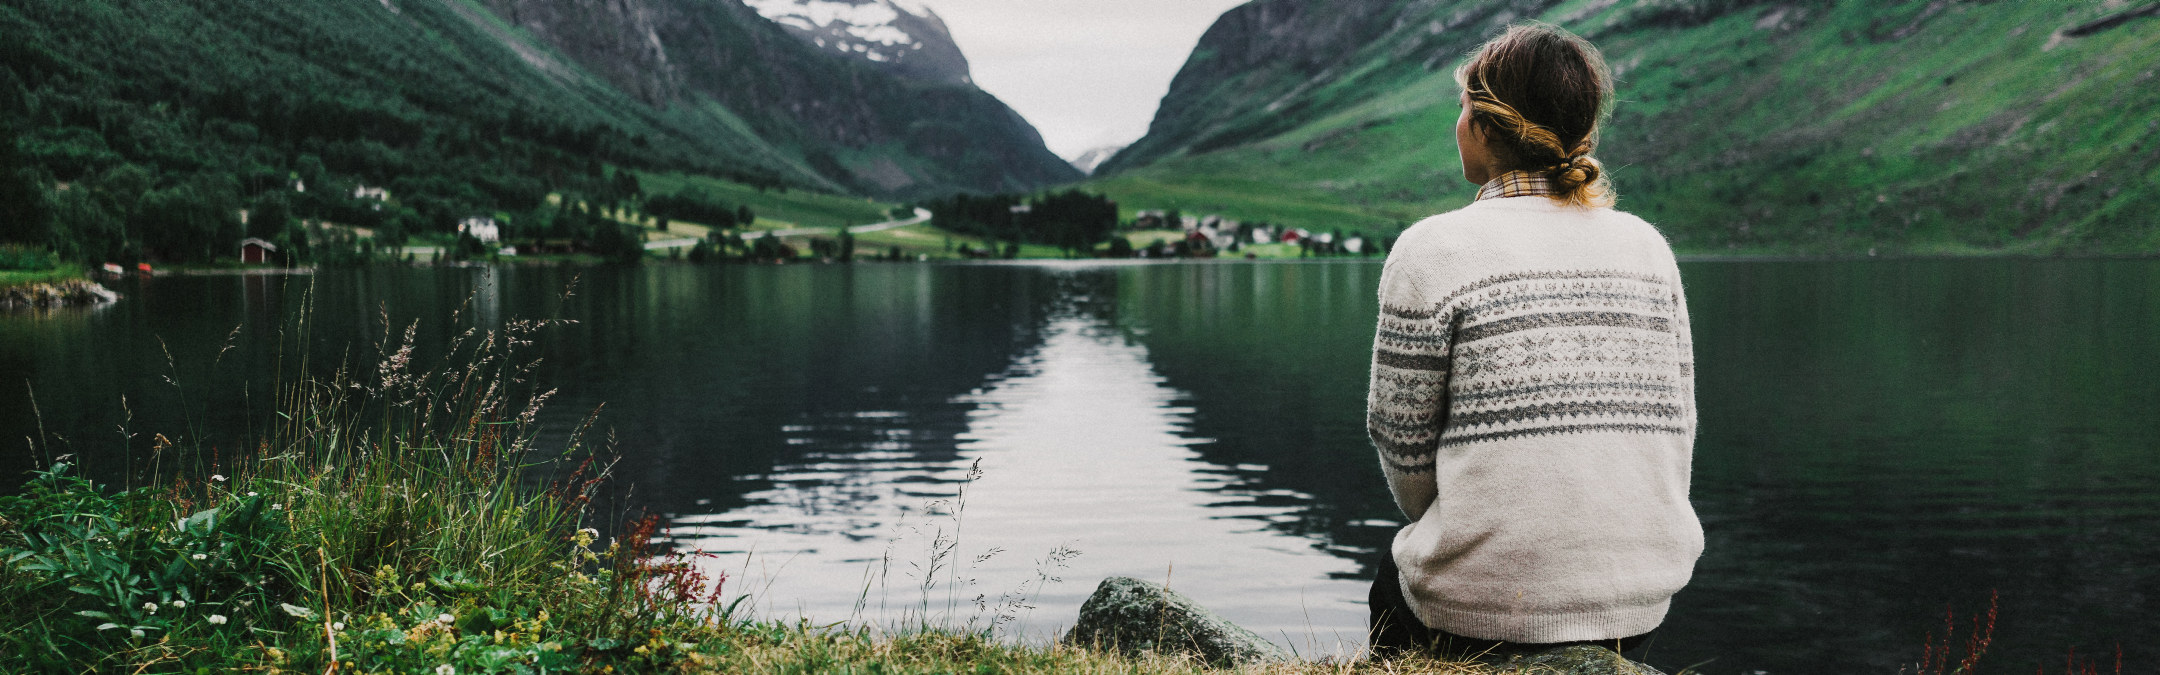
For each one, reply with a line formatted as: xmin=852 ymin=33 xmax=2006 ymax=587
xmin=1368 ymin=186 xmax=1701 ymax=644
xmin=1363 ymin=21 xmax=1701 ymax=652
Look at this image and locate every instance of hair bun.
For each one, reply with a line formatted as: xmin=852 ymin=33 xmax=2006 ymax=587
xmin=1549 ymin=156 xmax=1601 ymax=189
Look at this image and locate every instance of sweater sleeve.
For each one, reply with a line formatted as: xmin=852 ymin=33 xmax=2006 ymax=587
xmin=1367 ymin=258 xmax=1453 ymax=520
xmin=1671 ymin=269 xmax=1698 ymax=443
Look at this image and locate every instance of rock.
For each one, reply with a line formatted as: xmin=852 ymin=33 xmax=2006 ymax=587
xmin=0 ymin=279 xmax=120 ymax=309
xmin=1064 ymin=576 xmax=1292 ymax=666
xmin=1497 ymin=644 xmax=1668 ymax=675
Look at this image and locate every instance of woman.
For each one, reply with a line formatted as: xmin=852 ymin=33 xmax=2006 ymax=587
xmin=1365 ymin=22 xmax=1703 ymax=661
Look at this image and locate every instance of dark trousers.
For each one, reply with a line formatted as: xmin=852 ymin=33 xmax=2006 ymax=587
xmin=1368 ymin=552 xmax=1655 ymax=662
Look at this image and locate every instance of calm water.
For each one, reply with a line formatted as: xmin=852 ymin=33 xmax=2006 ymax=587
xmin=2 ymin=260 xmax=2156 ymax=673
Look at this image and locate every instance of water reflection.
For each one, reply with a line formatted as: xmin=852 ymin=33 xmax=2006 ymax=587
xmin=672 ymin=272 xmax=1367 ymax=651
xmin=5 ymin=260 xmax=2158 ymax=673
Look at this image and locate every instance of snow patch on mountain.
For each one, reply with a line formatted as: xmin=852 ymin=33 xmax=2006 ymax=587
xmin=744 ymin=0 xmax=972 ymax=85
xmin=1067 ymin=144 xmax=1128 ymax=176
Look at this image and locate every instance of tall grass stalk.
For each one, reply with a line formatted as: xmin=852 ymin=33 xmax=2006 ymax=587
xmin=0 ymin=280 xmax=731 ymax=673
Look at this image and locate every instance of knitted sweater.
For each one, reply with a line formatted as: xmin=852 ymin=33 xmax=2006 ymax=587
xmin=1366 ymin=195 xmax=1703 ymax=643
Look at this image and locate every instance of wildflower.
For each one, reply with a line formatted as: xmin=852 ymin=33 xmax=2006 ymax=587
xmin=208 ymin=615 xmax=228 ymax=625
xmin=142 ymin=602 xmax=158 ymax=614
xmin=191 ymin=553 xmax=207 ymax=560
xmin=271 ymin=503 xmax=283 ymax=511
xmin=170 ymin=600 xmax=185 ymax=609
xmin=129 ymin=628 xmax=144 ymax=638
xmin=436 ymin=665 xmax=456 ymax=675
xmin=438 ymin=613 xmax=455 ymax=624
xmin=332 ymin=621 xmax=345 ymax=631
xmin=574 ymin=527 xmax=599 ymax=547
xmin=247 ymin=491 xmax=259 ymax=497
xmin=211 ymin=474 xmax=226 ymax=482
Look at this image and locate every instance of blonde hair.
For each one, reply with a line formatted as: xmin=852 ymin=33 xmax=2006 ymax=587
xmin=1454 ymin=22 xmax=1616 ymax=208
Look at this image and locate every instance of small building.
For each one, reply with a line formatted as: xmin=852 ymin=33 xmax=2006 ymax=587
xmin=239 ymin=238 xmax=279 ymax=265
xmin=458 ymin=217 xmax=501 ymax=243
xmin=352 ymin=185 xmax=389 ymax=201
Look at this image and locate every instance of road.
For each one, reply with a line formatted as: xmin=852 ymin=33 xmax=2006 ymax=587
xmin=747 ymin=207 xmax=933 ymax=239
xmin=644 ymin=207 xmax=930 ymax=250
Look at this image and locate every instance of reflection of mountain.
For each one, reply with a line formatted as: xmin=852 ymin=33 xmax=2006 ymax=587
xmin=667 ymin=270 xmax=1366 ymax=647
xmin=1104 ymin=261 xmax=1403 ymax=575
xmin=541 ymin=265 xmax=1067 ymax=518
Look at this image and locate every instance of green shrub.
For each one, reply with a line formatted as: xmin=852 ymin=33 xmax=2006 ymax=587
xmin=0 ymin=244 xmax=57 ymax=271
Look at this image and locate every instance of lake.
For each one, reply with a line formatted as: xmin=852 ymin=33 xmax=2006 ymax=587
xmin=1 ymin=259 xmax=2155 ymax=673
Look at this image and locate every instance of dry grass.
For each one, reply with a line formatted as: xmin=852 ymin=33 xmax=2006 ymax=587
xmin=702 ymin=623 xmax=1500 ymax=674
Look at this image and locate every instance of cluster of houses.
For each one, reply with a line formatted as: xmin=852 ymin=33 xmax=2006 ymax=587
xmin=1132 ymin=210 xmax=1369 ymax=255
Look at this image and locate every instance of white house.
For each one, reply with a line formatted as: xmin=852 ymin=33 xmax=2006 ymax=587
xmin=353 ymin=185 xmax=389 ymax=201
xmin=458 ymin=217 xmax=501 ymax=243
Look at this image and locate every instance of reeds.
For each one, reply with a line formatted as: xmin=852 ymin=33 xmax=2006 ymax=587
xmin=0 ymin=278 xmax=1514 ymax=674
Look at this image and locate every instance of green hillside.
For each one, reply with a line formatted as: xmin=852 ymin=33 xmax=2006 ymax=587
xmin=0 ymin=0 xmax=1073 ymax=264
xmin=1092 ymin=0 xmax=2160 ymax=255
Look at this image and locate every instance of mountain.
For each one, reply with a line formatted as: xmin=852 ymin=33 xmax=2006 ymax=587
xmin=472 ymin=0 xmax=1077 ymax=196
xmin=0 ymin=0 xmax=1074 ymax=221
xmin=1067 ymin=145 xmax=1128 ymax=176
xmin=1093 ymin=0 xmax=2160 ymax=254
xmin=742 ymin=0 xmax=975 ymax=86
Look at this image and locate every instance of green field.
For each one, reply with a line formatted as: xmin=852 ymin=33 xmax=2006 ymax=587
xmin=637 ymin=171 xmax=903 ymax=231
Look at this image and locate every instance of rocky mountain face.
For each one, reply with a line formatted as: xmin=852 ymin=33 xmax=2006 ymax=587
xmin=1094 ymin=0 xmax=1409 ymax=176
xmin=473 ymin=0 xmax=1075 ymax=196
xmin=742 ymin=0 xmax=974 ymax=86
xmin=1095 ymin=0 xmax=2160 ymax=254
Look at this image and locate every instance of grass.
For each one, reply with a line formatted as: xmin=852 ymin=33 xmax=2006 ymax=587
xmin=1085 ymin=1 xmax=2160 ymax=256
xmin=0 ymin=284 xmax=736 ymax=673
xmin=636 ymin=171 xmax=898 ymax=231
xmin=0 ymin=263 xmax=87 ymax=289
xmin=0 ymin=280 xmax=1502 ymax=674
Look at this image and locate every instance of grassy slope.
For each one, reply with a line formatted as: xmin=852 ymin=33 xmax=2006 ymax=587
xmin=636 ymin=171 xmax=894 ymax=231
xmin=1090 ymin=1 xmax=2160 ymax=255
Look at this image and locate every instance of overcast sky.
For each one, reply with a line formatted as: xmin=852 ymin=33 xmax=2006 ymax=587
xmin=916 ymin=0 xmax=1251 ymax=161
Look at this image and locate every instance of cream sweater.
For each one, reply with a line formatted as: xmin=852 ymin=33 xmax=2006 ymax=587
xmin=1366 ymin=195 xmax=1703 ymax=643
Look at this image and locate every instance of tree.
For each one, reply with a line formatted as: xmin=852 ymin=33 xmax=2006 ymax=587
xmin=249 ymin=192 xmax=294 ymax=240
xmin=0 ymin=125 xmax=52 ymax=245
xmin=1106 ymin=236 xmax=1134 ymax=258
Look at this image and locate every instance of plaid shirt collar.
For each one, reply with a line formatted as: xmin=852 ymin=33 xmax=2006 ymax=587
xmin=1475 ymin=170 xmax=1557 ymax=201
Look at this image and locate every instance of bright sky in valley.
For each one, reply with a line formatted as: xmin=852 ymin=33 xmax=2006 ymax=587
xmin=916 ymin=0 xmax=1252 ymax=161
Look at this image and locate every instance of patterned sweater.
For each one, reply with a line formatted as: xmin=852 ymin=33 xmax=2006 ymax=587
xmin=1367 ymin=188 xmax=1704 ymax=643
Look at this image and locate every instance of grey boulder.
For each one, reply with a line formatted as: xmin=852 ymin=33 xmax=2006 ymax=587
xmin=1065 ymin=576 xmax=1293 ymax=666
xmin=1497 ymin=644 xmax=1669 ymax=674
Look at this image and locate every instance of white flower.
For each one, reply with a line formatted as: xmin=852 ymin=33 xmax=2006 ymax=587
xmin=170 ymin=600 xmax=185 ymax=609
xmin=210 ymin=474 xmax=226 ymax=482
xmin=437 ymin=613 xmax=455 ymax=624
xmin=247 ymin=491 xmax=259 ymax=497
xmin=191 ymin=553 xmax=207 ymax=560
xmin=331 ymin=621 xmax=345 ymax=631
xmin=141 ymin=602 xmax=158 ymax=614
xmin=129 ymin=628 xmax=144 ymax=638
xmin=436 ymin=665 xmax=456 ymax=675
xmin=207 ymin=614 xmax=228 ymax=625
xmin=270 ymin=503 xmax=283 ymax=511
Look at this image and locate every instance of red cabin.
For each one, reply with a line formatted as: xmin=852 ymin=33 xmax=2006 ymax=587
xmin=239 ymin=238 xmax=279 ymax=265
